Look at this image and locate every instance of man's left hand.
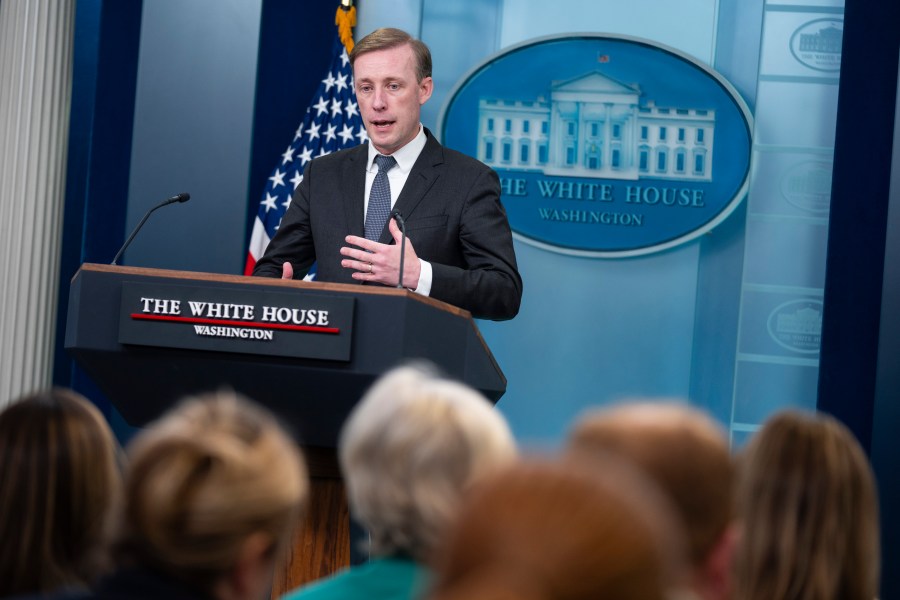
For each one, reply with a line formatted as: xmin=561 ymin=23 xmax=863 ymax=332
xmin=340 ymin=218 xmax=421 ymax=289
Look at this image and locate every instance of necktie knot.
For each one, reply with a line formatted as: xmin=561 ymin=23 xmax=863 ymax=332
xmin=374 ymin=154 xmax=396 ymax=173
xmin=365 ymin=155 xmax=397 ymax=241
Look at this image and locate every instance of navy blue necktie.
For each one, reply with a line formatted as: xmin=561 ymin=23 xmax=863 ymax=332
xmin=364 ymin=154 xmax=397 ymax=241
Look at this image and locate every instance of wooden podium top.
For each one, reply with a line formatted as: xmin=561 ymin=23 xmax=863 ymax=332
xmin=78 ymin=262 xmax=471 ymax=317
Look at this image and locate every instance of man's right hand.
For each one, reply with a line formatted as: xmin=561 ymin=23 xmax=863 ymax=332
xmin=281 ymin=262 xmax=293 ymax=280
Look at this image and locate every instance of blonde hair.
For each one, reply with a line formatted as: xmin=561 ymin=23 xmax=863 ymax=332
xmin=567 ymin=401 xmax=734 ymax=567
xmin=733 ymin=410 xmax=880 ymax=600
xmin=340 ymin=364 xmax=516 ymax=562
xmin=117 ymin=390 xmax=308 ymax=594
xmin=0 ymin=388 xmax=122 ymax=596
xmin=429 ymin=459 xmax=687 ymax=600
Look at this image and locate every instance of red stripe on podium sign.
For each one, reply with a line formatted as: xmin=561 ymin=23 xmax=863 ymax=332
xmin=130 ymin=313 xmax=340 ymax=334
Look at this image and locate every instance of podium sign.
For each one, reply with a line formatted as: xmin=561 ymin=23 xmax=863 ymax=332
xmin=66 ymin=264 xmax=506 ymax=447
xmin=118 ymin=281 xmax=355 ymax=361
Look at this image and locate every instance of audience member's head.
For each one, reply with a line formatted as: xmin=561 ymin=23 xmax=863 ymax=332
xmin=428 ymin=458 xmax=687 ymax=600
xmin=0 ymin=388 xmax=122 ymax=597
xmin=340 ymin=364 xmax=517 ymax=563
xmin=733 ymin=409 xmax=879 ymax=600
xmin=114 ymin=390 xmax=308 ymax=600
xmin=566 ymin=401 xmax=735 ymax=600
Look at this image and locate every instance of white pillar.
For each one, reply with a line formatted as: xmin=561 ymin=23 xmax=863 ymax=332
xmin=0 ymin=0 xmax=75 ymax=407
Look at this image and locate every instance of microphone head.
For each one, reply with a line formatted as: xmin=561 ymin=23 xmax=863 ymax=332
xmin=391 ymin=209 xmax=404 ymax=225
xmin=174 ymin=192 xmax=191 ymax=203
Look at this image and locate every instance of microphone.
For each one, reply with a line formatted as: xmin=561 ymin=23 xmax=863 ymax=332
xmin=391 ymin=209 xmax=407 ymax=289
xmin=111 ymin=193 xmax=191 ymax=265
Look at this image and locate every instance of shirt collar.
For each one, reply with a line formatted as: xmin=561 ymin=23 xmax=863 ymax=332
xmin=367 ymin=124 xmax=427 ymax=174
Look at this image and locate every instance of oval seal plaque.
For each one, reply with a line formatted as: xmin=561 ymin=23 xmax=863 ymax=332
xmin=789 ymin=18 xmax=843 ymax=73
xmin=766 ymin=299 xmax=823 ymax=354
xmin=439 ymin=34 xmax=753 ymax=258
xmin=780 ymin=160 xmax=832 ymax=214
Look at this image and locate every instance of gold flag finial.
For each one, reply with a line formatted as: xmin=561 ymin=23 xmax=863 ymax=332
xmin=336 ymin=0 xmax=356 ymax=54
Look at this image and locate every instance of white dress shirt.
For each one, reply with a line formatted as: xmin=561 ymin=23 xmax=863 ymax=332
xmin=363 ymin=125 xmax=433 ymax=295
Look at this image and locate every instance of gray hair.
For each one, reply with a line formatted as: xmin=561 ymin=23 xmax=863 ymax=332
xmin=339 ymin=365 xmax=516 ymax=561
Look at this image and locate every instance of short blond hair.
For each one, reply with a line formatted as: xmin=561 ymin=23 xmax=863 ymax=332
xmin=117 ymin=391 xmax=308 ymax=594
xmin=340 ymin=364 xmax=516 ymax=561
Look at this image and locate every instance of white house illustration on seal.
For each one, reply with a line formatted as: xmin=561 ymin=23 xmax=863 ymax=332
xmin=477 ymin=71 xmax=716 ymax=182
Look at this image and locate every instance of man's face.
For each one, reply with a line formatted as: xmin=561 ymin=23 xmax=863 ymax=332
xmin=354 ymin=43 xmax=433 ymax=155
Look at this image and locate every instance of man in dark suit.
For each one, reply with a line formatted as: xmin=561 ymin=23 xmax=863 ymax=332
xmin=252 ymin=28 xmax=522 ymax=321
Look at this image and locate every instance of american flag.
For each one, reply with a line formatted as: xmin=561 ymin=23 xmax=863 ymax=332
xmin=244 ymin=22 xmax=366 ymax=275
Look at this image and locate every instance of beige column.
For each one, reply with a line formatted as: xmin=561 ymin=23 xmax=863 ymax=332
xmin=0 ymin=0 xmax=76 ymax=407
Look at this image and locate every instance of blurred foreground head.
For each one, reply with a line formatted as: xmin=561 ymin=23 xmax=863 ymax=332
xmin=428 ymin=458 xmax=688 ymax=600
xmin=116 ymin=390 xmax=308 ymax=600
xmin=733 ymin=410 xmax=879 ymax=600
xmin=567 ymin=401 xmax=735 ymax=600
xmin=340 ymin=364 xmax=517 ymax=562
xmin=0 ymin=388 xmax=122 ymax=597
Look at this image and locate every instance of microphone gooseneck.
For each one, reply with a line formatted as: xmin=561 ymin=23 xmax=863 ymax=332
xmin=391 ymin=210 xmax=406 ymax=289
xmin=111 ymin=193 xmax=191 ymax=265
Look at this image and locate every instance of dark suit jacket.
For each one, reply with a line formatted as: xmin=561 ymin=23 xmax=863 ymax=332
xmin=253 ymin=130 xmax=522 ymax=320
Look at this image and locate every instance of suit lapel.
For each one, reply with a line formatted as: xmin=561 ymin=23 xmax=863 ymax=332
xmin=379 ymin=132 xmax=443 ymax=243
xmin=341 ymin=144 xmax=368 ymax=238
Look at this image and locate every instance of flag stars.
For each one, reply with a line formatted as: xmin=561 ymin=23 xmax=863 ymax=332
xmin=269 ymin=168 xmax=286 ymax=188
xmin=248 ymin=34 xmax=367 ymax=274
xmin=345 ymin=99 xmax=359 ymax=119
xmin=313 ymin=96 xmax=329 ymax=116
xmin=338 ymin=123 xmax=355 ymax=144
xmin=330 ymin=98 xmax=343 ymax=118
xmin=334 ymin=72 xmax=349 ymax=92
xmin=324 ymin=123 xmax=337 ymax=143
xmin=262 ymin=192 xmax=278 ymax=212
xmin=322 ymin=72 xmax=336 ymax=92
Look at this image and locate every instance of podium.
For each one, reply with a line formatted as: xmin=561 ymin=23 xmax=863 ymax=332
xmin=64 ymin=263 xmax=507 ymax=592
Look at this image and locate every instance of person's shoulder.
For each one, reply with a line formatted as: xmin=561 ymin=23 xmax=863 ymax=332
xmin=442 ymin=145 xmax=489 ymax=168
xmin=282 ymin=560 xmax=424 ymax=600
xmin=427 ymin=137 xmax=493 ymax=176
xmin=307 ymin=143 xmax=367 ymax=170
xmin=280 ymin=568 xmax=357 ymax=600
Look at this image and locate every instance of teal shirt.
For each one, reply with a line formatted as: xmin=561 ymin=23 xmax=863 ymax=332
xmin=281 ymin=558 xmax=431 ymax=600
